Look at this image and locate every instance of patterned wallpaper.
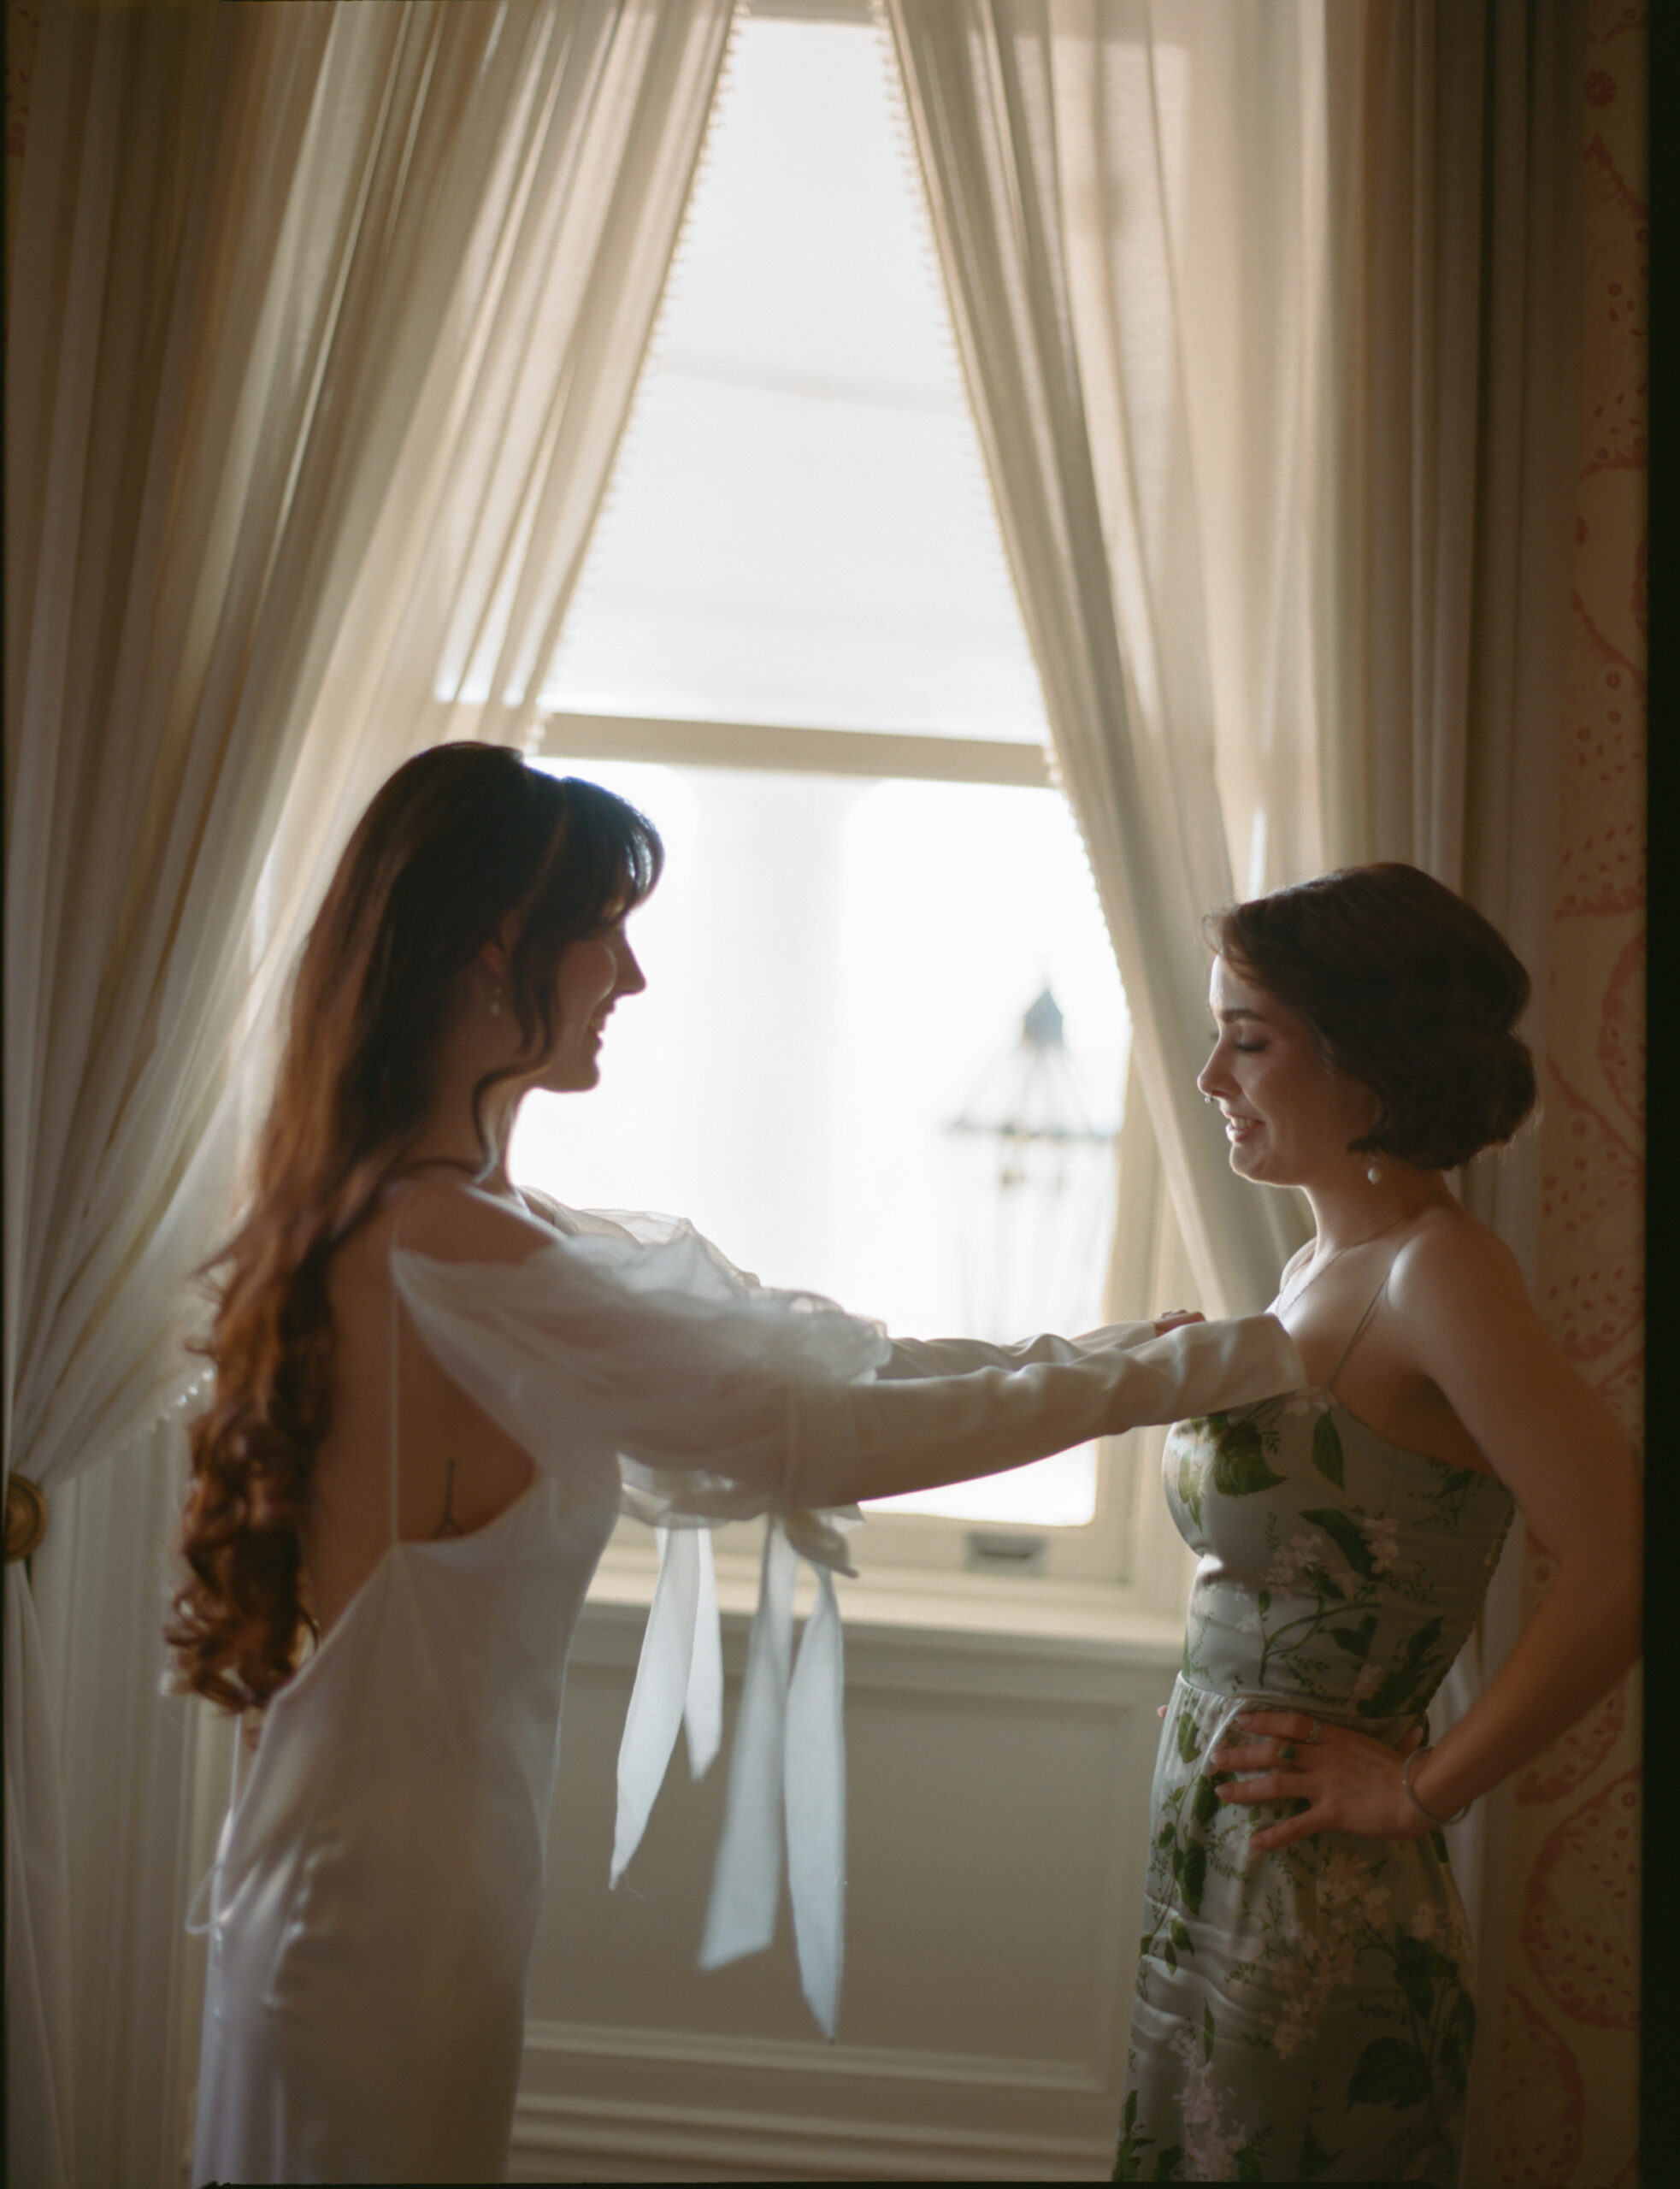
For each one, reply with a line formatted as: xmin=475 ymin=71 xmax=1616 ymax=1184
xmin=1493 ymin=6 xmax=1646 ymax=2184
xmin=4 ymin=0 xmax=42 ymax=298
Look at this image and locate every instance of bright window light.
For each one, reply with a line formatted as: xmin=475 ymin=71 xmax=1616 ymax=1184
xmin=510 ymin=760 xmax=1129 ymax=1526
xmin=538 ymin=13 xmax=1046 ymax=740
xmin=510 ymin=13 xmax=1131 ymax=1533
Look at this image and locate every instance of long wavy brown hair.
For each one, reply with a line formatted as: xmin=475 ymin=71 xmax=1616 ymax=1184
xmin=167 ymin=744 xmax=662 ymax=1711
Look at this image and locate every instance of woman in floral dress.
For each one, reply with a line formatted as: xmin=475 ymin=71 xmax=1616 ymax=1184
xmin=1117 ymin=865 xmax=1641 ymax=2185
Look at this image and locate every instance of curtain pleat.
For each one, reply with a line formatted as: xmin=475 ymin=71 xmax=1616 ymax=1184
xmin=4 ymin=8 xmax=734 ymax=2180
xmin=1341 ymin=11 xmax=1587 ymax=2180
xmin=884 ymin=0 xmax=1324 ymax=1320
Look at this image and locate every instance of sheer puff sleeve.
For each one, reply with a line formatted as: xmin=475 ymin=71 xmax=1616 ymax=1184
xmin=391 ymin=1204 xmax=1303 ymax=2038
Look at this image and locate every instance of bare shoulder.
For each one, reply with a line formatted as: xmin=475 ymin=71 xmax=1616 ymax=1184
xmin=1278 ymin=1238 xmax=1315 ymax=1284
xmin=1383 ymin=1202 xmax=1563 ymax=1395
xmin=1376 ymin=1202 xmax=1632 ymax=1524
xmin=382 ymin=1176 xmax=557 ymax=1268
xmin=1387 ymin=1204 xmax=1528 ymax=1316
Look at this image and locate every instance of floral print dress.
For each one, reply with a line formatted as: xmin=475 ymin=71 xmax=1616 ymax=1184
xmin=1115 ymin=1384 xmax=1512 ymax=2184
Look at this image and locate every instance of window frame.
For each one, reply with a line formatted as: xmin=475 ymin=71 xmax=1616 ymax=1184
xmin=532 ymin=709 xmax=1164 ymax=1596
xmin=514 ymin=0 xmax=1184 ymax=1612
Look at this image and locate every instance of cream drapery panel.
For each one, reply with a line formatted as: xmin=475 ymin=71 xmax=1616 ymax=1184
xmin=3 ymin=7 xmax=733 ymax=2183
xmin=1336 ymin=0 xmax=1584 ymax=1259
xmin=884 ymin=1 xmax=1329 ymax=1322
xmin=888 ymin=3 xmax=1585 ymax=2179
xmin=1331 ymin=9 xmax=1586 ymax=2180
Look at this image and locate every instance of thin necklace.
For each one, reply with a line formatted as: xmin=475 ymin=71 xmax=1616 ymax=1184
xmin=1274 ymin=1210 xmax=1415 ymax=1318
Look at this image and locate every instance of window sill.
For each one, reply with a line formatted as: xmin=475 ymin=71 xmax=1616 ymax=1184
xmin=582 ymin=1537 xmax=1187 ymax=1664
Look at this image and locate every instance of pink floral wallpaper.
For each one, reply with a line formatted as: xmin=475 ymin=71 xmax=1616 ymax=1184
xmin=1494 ymin=6 xmax=1646 ymax=2183
xmin=5 ymin=0 xmax=42 ymax=293
xmin=5 ymin=0 xmax=39 ymax=161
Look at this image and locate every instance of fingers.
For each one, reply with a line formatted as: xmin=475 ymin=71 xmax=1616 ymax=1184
xmin=1229 ymin=1709 xmax=1319 ymax=1743
xmin=1212 ymin=1741 xmax=1286 ymax=1773
xmin=1211 ymin=1730 xmax=1323 ymax=1773
xmin=1214 ymin=1769 xmax=1307 ymax=1808
xmin=1213 ymin=1772 xmax=1320 ymax=1850
xmin=1249 ymin=1806 xmax=1322 ymax=1853
xmin=1158 ymin=1704 xmax=1169 ymax=1720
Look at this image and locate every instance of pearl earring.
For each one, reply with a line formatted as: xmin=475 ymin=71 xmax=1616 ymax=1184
xmin=1366 ymin=1159 xmax=1383 ymax=1185
xmin=487 ymin=985 xmax=504 ymax=1019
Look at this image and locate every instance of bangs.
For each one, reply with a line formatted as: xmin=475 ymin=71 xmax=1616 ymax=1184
xmin=556 ymin=776 xmax=663 ymax=922
xmin=514 ymin=775 xmax=664 ymax=953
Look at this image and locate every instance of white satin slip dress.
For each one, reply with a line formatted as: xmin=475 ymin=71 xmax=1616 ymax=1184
xmin=191 ymin=1300 xmax=616 ymax=2185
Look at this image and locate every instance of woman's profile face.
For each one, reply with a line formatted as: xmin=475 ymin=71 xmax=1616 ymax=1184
xmin=1198 ymin=956 xmax=1377 ymax=1189
xmin=532 ymin=914 xmax=645 ymax=1094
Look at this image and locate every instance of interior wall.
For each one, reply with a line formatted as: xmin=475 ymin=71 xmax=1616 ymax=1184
xmin=508 ymin=1596 xmax=1176 ymax=2181
xmin=4 ymin=0 xmax=41 ymax=277
xmin=1490 ymin=8 xmax=1646 ymax=2185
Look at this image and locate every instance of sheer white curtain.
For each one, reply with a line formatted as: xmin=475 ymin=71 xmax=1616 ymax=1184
xmin=3 ymin=6 xmax=733 ymax=2183
xmin=888 ymin=2 xmax=1584 ymax=2176
xmin=884 ymin=0 xmax=1330 ymax=1321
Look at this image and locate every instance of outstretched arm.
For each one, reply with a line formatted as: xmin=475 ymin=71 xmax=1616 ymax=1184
xmin=390 ymin=1181 xmax=1297 ymax=1518
xmin=874 ymin=1319 xmax=1185 ymax=1380
xmin=788 ymin=1313 xmax=1290 ymax=1508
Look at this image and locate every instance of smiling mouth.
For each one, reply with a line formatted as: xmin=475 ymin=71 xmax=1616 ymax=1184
xmin=1223 ymin=1113 xmax=1260 ymax=1140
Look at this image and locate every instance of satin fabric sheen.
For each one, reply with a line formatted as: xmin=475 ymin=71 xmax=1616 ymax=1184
xmin=193 ymin=1474 xmax=614 ymax=2183
xmin=1117 ymin=1392 xmax=1513 ymax=2183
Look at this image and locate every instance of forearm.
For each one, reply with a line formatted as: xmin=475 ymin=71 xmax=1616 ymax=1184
xmin=875 ymin=1324 xmax=1160 ymax=1381
xmin=788 ymin=1314 xmax=1302 ymax=1508
xmin=1412 ymin=1553 xmax=1642 ymax=1822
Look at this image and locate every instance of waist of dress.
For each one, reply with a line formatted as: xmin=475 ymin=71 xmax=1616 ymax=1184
xmin=1173 ymin=1672 xmax=1431 ymax=1743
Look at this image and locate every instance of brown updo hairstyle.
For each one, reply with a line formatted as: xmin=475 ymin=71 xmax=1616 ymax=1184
xmin=167 ymin=745 xmax=662 ymax=1712
xmin=1204 ymin=864 xmax=1536 ymax=1171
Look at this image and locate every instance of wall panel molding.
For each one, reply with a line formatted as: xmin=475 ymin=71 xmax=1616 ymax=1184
xmin=510 ymin=2087 xmax=1111 ymax=2182
xmin=569 ymin=1586 xmax=1185 ymax=1695
xmin=525 ymin=2015 xmax=1110 ymax=2092
xmin=517 ymin=1597 xmax=1171 ymax=2183
xmin=512 ymin=2019 xmax=1115 ymax=2181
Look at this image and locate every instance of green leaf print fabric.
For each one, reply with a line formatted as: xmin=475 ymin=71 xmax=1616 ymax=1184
xmin=1117 ymin=1391 xmax=1512 ymax=2185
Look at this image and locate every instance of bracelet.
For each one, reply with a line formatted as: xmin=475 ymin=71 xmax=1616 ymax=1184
xmin=1400 ymin=1741 xmax=1472 ymax=1827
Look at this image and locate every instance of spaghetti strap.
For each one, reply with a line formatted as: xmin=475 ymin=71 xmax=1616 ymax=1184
xmin=1327 ymin=1266 xmax=1391 ymax=1393
xmin=388 ymin=1195 xmax=407 ymax=1546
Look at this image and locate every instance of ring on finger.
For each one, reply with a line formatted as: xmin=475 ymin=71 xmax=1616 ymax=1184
xmin=1278 ymin=1740 xmax=1299 ymax=1763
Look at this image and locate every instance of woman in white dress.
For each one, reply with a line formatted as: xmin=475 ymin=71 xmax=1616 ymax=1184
xmin=169 ymin=742 xmax=1302 ymax=2185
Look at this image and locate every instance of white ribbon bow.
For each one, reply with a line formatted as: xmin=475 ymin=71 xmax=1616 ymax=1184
xmin=611 ymin=1513 xmax=854 ymax=2039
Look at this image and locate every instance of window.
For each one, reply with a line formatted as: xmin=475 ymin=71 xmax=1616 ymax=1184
xmin=510 ymin=1 xmax=1146 ymax=1584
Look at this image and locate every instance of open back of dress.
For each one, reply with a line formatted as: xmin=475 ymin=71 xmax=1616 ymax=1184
xmin=193 ymin=1455 xmax=615 ymax=2183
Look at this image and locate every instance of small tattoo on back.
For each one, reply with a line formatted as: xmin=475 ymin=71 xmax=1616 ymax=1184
xmin=432 ymin=1458 xmax=464 ymax=1540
